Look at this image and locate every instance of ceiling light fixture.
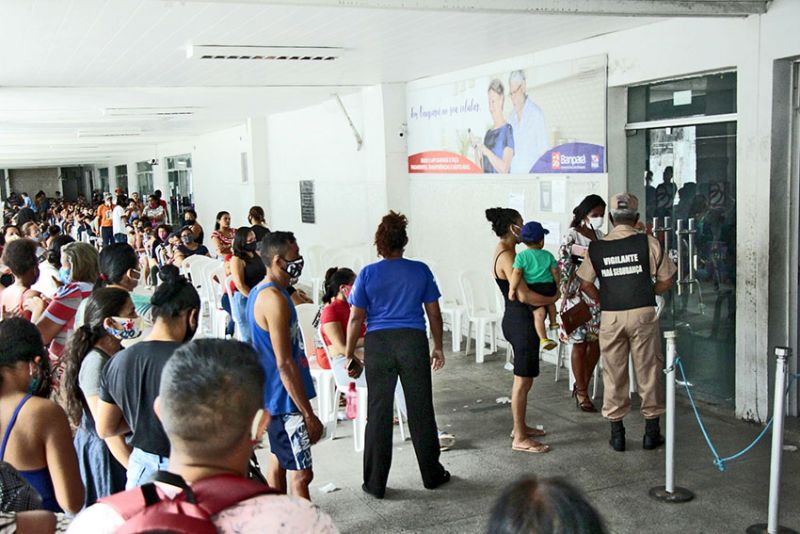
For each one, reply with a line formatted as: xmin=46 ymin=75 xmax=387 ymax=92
xmin=187 ymin=44 xmax=343 ymax=62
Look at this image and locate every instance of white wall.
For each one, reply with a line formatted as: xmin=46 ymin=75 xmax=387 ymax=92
xmin=267 ymin=88 xmax=389 ymax=262
xmin=113 ymin=124 xmax=256 ymax=238
xmin=402 ymin=0 xmax=800 ymax=421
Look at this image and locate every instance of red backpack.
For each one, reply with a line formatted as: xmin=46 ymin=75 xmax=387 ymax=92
xmin=99 ymin=471 xmax=278 ymax=534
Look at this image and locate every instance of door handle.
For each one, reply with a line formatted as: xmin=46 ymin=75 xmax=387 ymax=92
xmin=687 ymin=218 xmax=697 ymax=295
xmin=676 ymin=219 xmax=685 ymax=296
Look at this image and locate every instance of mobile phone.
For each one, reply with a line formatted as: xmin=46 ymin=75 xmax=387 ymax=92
xmin=346 ymin=357 xmax=363 ymax=377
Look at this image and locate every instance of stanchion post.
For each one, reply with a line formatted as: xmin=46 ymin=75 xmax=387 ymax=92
xmin=649 ymin=330 xmax=694 ymax=503
xmin=747 ymin=347 xmax=798 ymax=534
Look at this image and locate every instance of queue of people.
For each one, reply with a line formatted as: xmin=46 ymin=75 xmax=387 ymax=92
xmin=0 ymin=185 xmax=674 ymax=532
xmin=486 ymin=191 xmax=676 ymax=454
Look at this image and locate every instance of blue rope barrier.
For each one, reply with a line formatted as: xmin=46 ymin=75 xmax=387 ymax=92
xmin=672 ymin=356 xmax=799 ymax=472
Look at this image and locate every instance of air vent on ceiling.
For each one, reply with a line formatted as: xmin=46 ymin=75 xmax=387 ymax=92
xmin=76 ymin=128 xmax=142 ymax=138
xmin=186 ymin=44 xmax=342 ymax=62
xmin=103 ymin=107 xmax=199 ymax=118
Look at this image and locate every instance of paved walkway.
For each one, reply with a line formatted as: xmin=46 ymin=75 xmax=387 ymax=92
xmin=258 ymin=337 xmax=800 ymax=533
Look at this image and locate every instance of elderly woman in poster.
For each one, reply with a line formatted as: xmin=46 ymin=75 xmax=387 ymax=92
xmin=472 ymin=78 xmax=514 ymax=174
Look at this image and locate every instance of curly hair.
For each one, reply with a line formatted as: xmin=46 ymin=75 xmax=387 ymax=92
xmin=374 ymin=211 xmax=408 ymax=258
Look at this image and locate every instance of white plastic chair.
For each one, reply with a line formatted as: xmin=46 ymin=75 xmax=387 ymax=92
xmin=300 ymin=245 xmax=327 ymax=305
xmin=295 ymin=303 xmax=335 ymax=422
xmin=207 ymin=264 xmax=230 ymax=339
xmin=320 ymin=325 xmax=407 ymax=451
xmin=187 ymin=257 xmax=217 ymax=337
xmin=182 ymin=254 xmax=212 ymax=281
xmin=459 ymin=270 xmax=502 ymax=363
xmin=433 ymin=268 xmax=465 ymax=353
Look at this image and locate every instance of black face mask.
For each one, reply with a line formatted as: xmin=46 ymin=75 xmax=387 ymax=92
xmin=184 ymin=218 xmax=194 ymax=225
xmin=243 ymin=242 xmax=258 ymax=253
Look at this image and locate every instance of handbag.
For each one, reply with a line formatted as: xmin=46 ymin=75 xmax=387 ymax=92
xmin=560 ymin=298 xmax=592 ymax=336
xmin=559 ymin=263 xmax=592 ymax=336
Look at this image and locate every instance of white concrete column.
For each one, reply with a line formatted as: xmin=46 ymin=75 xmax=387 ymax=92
xmin=734 ymin=15 xmax=769 ymax=422
xmin=108 ymin=164 xmax=118 ymax=194
xmin=248 ymin=115 xmax=270 ymax=221
xmin=1 ymin=169 xmax=8 ymax=201
xmin=126 ymin=162 xmax=139 ymax=195
xmin=381 ymin=83 xmax=410 ymax=216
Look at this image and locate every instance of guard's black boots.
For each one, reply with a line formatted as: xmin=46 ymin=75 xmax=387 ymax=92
xmin=609 ymin=420 xmax=626 ymax=452
xmin=643 ymin=417 xmax=665 ymax=450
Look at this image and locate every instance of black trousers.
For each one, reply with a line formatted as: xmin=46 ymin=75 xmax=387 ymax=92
xmin=363 ymin=328 xmax=446 ymax=492
xmin=101 ymin=226 xmax=114 ymax=248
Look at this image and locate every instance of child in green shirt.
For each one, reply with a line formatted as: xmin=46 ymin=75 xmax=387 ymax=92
xmin=509 ymin=221 xmax=560 ymax=351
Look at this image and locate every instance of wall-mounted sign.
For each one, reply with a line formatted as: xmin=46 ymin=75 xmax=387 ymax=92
xmin=299 ymin=180 xmax=315 ymax=224
xmin=407 ymin=56 xmax=607 ymax=175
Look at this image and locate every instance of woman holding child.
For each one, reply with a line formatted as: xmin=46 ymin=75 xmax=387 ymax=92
xmin=486 ymin=208 xmax=558 ymax=454
xmin=557 ymin=194 xmax=606 ymax=412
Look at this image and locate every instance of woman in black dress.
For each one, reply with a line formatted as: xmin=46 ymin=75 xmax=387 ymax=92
xmin=486 ymin=208 xmax=558 ymax=454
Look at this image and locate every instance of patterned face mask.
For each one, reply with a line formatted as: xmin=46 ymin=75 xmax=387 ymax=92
xmin=106 ymin=316 xmax=144 ymax=340
xmin=280 ymin=256 xmax=305 ymax=284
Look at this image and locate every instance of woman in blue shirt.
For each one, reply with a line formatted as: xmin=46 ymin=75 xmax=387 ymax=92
xmin=345 ymin=211 xmax=450 ymax=499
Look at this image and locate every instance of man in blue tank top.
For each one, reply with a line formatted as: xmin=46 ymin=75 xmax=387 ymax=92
xmin=247 ymin=231 xmax=320 ymax=500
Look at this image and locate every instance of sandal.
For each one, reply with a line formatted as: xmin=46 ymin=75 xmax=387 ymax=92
xmin=509 ymin=427 xmax=546 ymax=439
xmin=512 ymin=439 xmax=550 ymax=454
xmin=572 ymin=386 xmax=598 ymax=413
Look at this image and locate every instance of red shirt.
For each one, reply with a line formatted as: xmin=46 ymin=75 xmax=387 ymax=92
xmin=316 ymin=299 xmax=366 ymax=369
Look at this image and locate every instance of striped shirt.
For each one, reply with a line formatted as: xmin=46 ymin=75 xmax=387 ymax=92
xmin=43 ymin=281 xmax=94 ymax=359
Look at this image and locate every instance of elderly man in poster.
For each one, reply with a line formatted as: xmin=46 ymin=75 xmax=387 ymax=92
xmin=507 ymin=70 xmax=549 ymax=174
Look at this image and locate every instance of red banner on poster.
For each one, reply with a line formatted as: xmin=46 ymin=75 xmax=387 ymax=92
xmin=408 ymin=151 xmax=482 ymax=174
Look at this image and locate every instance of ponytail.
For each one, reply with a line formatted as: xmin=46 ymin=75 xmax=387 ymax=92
xmin=60 ymin=288 xmax=131 ymax=428
xmin=322 ymin=267 xmax=357 ymax=304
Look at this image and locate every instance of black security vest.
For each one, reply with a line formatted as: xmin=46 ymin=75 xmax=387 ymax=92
xmin=588 ymin=233 xmax=655 ymax=311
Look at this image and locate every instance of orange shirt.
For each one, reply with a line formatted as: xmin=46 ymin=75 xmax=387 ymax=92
xmin=98 ymin=204 xmax=114 ymax=227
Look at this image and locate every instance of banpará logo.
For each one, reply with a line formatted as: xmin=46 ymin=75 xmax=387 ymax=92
xmin=560 ymin=154 xmax=586 ymax=166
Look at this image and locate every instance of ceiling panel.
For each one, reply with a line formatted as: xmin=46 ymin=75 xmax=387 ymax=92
xmin=0 ymin=0 xmax=666 ymax=167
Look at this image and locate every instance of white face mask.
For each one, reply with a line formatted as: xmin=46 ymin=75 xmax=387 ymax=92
xmin=588 ymin=217 xmax=604 ymax=230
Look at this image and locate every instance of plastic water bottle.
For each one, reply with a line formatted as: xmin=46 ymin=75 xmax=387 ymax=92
xmin=345 ymin=383 xmax=358 ymax=420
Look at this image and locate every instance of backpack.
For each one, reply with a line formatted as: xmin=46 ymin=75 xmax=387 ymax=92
xmin=99 ymin=471 xmax=278 ymax=534
xmin=0 ymin=461 xmax=43 ymax=512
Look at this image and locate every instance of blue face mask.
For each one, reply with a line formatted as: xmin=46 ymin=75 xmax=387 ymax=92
xmin=58 ymin=267 xmax=71 ymax=284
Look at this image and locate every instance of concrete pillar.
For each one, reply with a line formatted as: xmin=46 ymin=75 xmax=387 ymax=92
xmin=83 ymin=167 xmax=93 ymax=198
xmin=1 ymin=169 xmax=8 ymax=201
xmin=248 ymin=115 xmax=270 ymax=220
xmin=108 ymin=164 xmax=118 ymax=194
xmin=126 ymin=162 xmax=139 ymax=195
xmin=734 ymin=15 xmax=769 ymax=422
xmin=381 ymin=83 xmax=410 ymax=216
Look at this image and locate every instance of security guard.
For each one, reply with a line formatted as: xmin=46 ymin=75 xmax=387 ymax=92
xmin=577 ymin=193 xmax=676 ymax=452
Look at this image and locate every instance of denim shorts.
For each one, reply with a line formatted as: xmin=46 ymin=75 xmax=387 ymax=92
xmin=126 ymin=447 xmax=169 ymax=489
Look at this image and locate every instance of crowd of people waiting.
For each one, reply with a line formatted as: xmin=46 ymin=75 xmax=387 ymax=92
xmin=0 ymin=186 xmax=632 ymax=533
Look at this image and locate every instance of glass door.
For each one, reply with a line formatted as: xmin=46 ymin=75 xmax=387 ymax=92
xmin=627 ymin=122 xmax=737 ymax=406
xmin=166 ymin=154 xmax=193 ymax=222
